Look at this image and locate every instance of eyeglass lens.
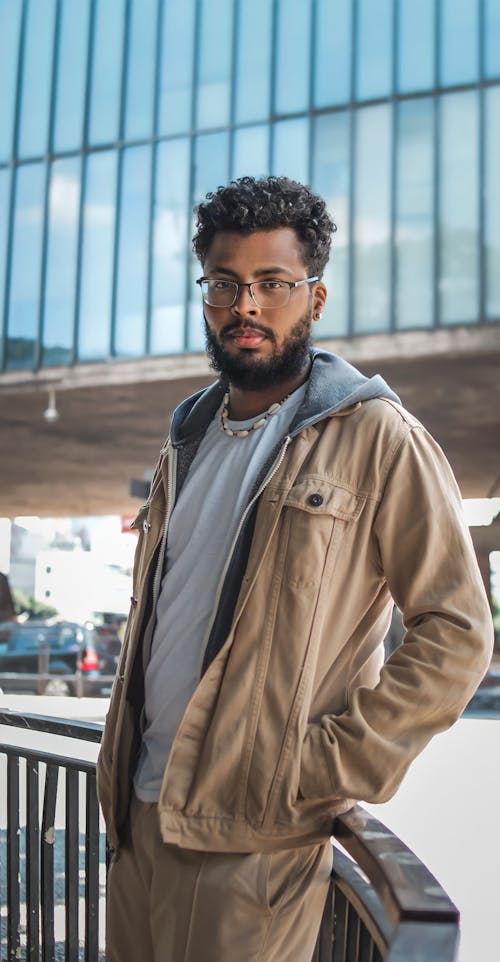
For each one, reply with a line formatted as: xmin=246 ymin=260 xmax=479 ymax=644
xmin=202 ymin=280 xmax=291 ymax=308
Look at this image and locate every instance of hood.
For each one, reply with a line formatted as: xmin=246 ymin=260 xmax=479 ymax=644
xmin=169 ymin=348 xmax=400 ymax=447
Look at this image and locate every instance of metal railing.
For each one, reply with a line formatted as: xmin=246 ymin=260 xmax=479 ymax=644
xmin=0 ymin=648 xmax=115 ymax=697
xmin=0 ymin=710 xmax=460 ymax=962
xmin=314 ymin=809 xmax=459 ymax=962
xmin=0 ymin=673 xmax=116 ymax=698
xmin=1 ymin=711 xmax=105 ymax=961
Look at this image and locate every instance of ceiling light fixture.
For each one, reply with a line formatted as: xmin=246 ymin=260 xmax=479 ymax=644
xmin=43 ymin=387 xmax=60 ymax=423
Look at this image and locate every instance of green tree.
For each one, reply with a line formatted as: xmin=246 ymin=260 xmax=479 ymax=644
xmin=12 ymin=589 xmax=58 ymax=620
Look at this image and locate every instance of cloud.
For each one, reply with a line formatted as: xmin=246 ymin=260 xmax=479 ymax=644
xmin=354 ymin=216 xmax=390 ymax=245
xmin=49 ymin=173 xmax=115 ymax=229
xmin=154 ymin=209 xmax=187 ymax=259
xmin=49 ymin=173 xmax=80 ymax=226
xmin=85 ymin=202 xmax=115 ymax=228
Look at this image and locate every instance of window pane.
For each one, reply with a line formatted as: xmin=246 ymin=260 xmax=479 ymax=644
xmin=6 ymin=163 xmax=45 ymax=369
xmin=124 ymin=0 xmax=158 ymax=141
xmin=114 ymin=146 xmax=151 ymax=357
xmin=196 ymin=0 xmax=233 ymax=129
xmin=485 ymin=0 xmax=500 ymax=78
xmin=314 ymin=0 xmax=352 ymax=107
xmin=440 ymin=0 xmax=479 ymax=86
xmin=190 ymin=132 xmax=230 ymax=349
xmin=0 ymin=169 xmax=11 ymax=355
xmin=43 ymin=158 xmax=81 ymax=366
xmin=18 ymin=0 xmax=57 ymax=158
xmin=272 ymin=119 xmax=309 ymax=184
xmin=232 ymin=126 xmax=269 ymax=179
xmin=355 ymin=0 xmax=393 ymax=100
xmin=397 ymin=0 xmax=435 ymax=92
xmin=312 ymin=112 xmax=350 ymax=337
xmin=275 ymin=0 xmax=312 ymax=114
xmin=193 ymin=132 xmax=230 ymax=206
xmin=395 ymin=99 xmax=434 ymax=329
xmin=78 ymin=152 xmax=117 ymax=359
xmin=485 ymin=87 xmax=500 ymax=319
xmin=0 ymin=0 xmax=23 ymax=162
xmin=151 ymin=139 xmax=190 ymax=354
xmin=353 ymin=105 xmax=391 ymax=333
xmin=158 ymin=0 xmax=195 ymax=135
xmin=53 ymin=0 xmax=91 ymax=153
xmin=235 ymin=0 xmax=272 ymax=123
xmin=88 ymin=0 xmax=125 ymax=145
xmin=439 ymin=92 xmax=479 ymax=324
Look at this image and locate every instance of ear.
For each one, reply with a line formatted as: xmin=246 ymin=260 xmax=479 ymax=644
xmin=312 ymin=281 xmax=327 ymax=321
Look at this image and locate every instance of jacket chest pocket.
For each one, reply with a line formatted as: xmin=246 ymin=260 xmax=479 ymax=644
xmin=243 ymin=478 xmax=367 ymax=827
xmin=279 ymin=478 xmax=366 ymax=589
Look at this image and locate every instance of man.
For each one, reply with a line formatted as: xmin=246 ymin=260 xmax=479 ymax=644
xmin=97 ymin=176 xmax=493 ymax=962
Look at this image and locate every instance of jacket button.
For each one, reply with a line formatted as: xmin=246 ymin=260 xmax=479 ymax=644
xmin=130 ymin=596 xmax=138 ymax=607
xmin=308 ymin=493 xmax=324 ymax=507
xmin=143 ymin=519 xmax=151 ymax=533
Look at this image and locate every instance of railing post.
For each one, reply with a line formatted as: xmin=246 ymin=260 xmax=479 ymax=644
xmin=41 ymin=764 xmax=59 ymax=962
xmin=65 ymin=768 xmax=80 ymax=961
xmin=85 ymin=772 xmax=100 ymax=962
xmin=7 ymin=755 xmax=21 ymax=962
xmin=26 ymin=760 xmax=41 ymax=960
xmin=38 ymin=643 xmax=50 ymax=694
xmin=75 ymin=649 xmax=84 ymax=698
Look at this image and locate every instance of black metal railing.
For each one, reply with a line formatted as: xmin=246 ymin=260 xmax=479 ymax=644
xmin=314 ymin=808 xmax=459 ymax=962
xmin=1 ymin=711 xmax=105 ymax=961
xmin=0 ymin=647 xmax=115 ymax=696
xmin=0 ymin=710 xmax=460 ymax=962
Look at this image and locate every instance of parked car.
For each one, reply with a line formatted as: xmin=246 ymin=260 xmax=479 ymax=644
xmin=464 ymin=664 xmax=500 ymax=716
xmin=0 ymin=620 xmax=117 ymax=696
xmin=89 ymin=621 xmax=122 ymax=694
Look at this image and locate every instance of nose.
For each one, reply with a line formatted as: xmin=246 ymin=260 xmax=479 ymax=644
xmin=231 ymin=283 xmax=261 ymax=316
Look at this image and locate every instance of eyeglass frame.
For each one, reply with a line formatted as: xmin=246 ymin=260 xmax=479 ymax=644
xmin=196 ymin=275 xmax=320 ymax=309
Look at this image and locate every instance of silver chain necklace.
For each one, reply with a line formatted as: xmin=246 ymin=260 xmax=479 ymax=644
xmin=220 ymin=390 xmax=289 ymax=438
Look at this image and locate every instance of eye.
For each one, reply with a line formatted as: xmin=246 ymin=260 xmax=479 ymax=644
xmin=259 ymin=280 xmax=287 ymax=290
xmin=207 ymin=279 xmax=232 ymax=291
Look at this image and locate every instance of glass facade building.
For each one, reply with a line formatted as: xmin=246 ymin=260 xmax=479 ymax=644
xmin=0 ymin=0 xmax=499 ymax=371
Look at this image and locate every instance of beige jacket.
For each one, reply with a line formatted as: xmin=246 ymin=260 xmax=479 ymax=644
xmin=97 ymin=353 xmax=493 ymax=854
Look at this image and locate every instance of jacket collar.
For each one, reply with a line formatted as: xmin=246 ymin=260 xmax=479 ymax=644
xmin=169 ymin=348 xmax=400 ymax=447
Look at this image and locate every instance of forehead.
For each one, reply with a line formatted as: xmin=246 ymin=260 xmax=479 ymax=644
xmin=203 ymin=227 xmax=306 ymax=275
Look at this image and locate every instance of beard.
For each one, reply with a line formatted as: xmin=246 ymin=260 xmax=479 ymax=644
xmin=204 ymin=310 xmax=313 ymax=391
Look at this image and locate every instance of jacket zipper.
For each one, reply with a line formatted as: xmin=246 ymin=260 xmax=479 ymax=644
xmin=133 ymin=510 xmax=152 ymax=597
xmin=197 ymin=435 xmax=292 ymax=676
xmin=140 ymin=442 xmax=178 ymax=672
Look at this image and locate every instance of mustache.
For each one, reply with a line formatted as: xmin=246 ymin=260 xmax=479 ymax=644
xmin=220 ymin=320 xmax=276 ymax=341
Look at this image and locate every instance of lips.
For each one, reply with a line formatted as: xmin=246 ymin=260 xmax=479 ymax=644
xmin=227 ymin=328 xmax=267 ymax=347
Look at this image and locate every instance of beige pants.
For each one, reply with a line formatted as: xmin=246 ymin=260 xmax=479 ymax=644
xmin=106 ymin=794 xmax=333 ymax=962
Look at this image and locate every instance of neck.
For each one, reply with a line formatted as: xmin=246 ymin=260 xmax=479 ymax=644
xmin=226 ymin=359 xmax=311 ymax=420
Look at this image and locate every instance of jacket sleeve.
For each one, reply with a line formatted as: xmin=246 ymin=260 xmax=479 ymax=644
xmin=299 ymin=424 xmax=494 ymax=804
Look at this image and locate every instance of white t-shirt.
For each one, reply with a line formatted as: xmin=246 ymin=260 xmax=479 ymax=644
xmin=133 ymin=383 xmax=307 ymax=801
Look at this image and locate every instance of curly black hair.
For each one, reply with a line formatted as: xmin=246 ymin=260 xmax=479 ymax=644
xmin=192 ymin=175 xmax=336 ymax=277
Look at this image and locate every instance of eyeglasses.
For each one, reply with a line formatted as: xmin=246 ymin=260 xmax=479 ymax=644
xmin=196 ymin=276 xmax=319 ymax=309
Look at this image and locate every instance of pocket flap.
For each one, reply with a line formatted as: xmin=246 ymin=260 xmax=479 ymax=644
xmin=130 ymin=503 xmax=149 ymax=531
xmin=283 ymin=479 xmax=365 ymax=521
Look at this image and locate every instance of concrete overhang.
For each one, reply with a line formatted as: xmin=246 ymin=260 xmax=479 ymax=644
xmin=1 ymin=324 xmax=499 ymax=517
